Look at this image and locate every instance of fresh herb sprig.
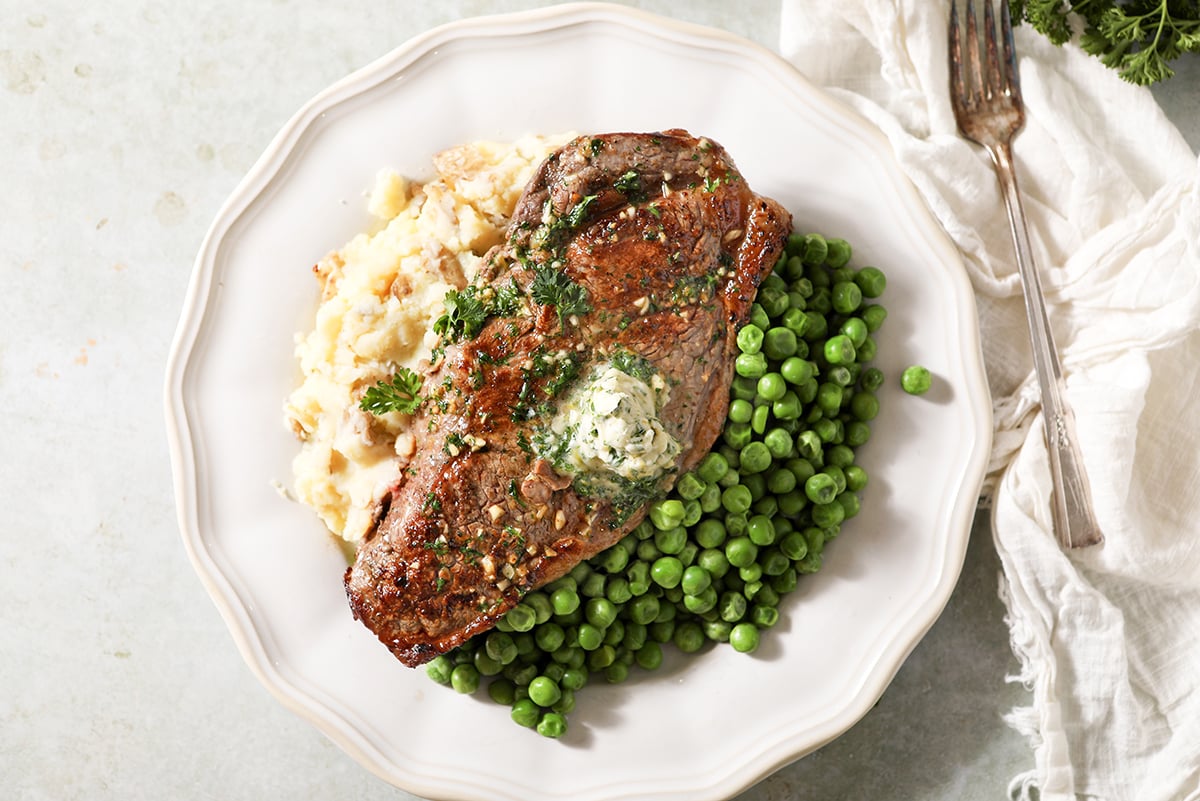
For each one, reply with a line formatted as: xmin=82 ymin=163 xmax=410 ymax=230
xmin=360 ymin=368 xmax=424 ymax=416
xmin=530 ymin=264 xmax=592 ymax=326
xmin=1011 ymin=0 xmax=1200 ymax=85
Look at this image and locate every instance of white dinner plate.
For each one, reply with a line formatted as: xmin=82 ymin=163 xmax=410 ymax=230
xmin=164 ymin=4 xmax=992 ymax=800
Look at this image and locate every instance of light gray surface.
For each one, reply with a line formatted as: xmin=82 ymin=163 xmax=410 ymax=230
xmin=2 ymin=2 xmax=1196 ymax=799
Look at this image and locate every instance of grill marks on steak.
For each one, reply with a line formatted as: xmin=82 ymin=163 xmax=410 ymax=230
xmin=344 ymin=130 xmax=791 ymax=666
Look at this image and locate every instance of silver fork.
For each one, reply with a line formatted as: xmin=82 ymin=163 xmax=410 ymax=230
xmin=948 ymin=0 xmax=1103 ymax=549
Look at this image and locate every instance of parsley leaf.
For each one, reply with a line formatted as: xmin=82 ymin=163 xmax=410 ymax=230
xmin=359 ymin=368 xmax=424 ymax=416
xmin=433 ymin=285 xmax=488 ymax=343
xmin=1011 ymin=0 xmax=1200 ymax=85
xmin=530 ymin=264 xmax=592 ymax=326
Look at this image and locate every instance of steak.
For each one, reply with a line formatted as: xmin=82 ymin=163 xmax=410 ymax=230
xmin=344 ymin=130 xmax=791 ymax=666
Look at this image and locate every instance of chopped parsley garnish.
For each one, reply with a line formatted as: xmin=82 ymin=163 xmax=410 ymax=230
xmin=433 ymin=285 xmax=489 ymax=343
xmin=530 ymin=264 xmax=592 ymax=326
xmin=433 ymin=280 xmax=525 ymax=345
xmin=610 ymin=350 xmax=655 ymax=382
xmin=359 ymin=368 xmax=424 ymax=416
xmin=614 ymin=170 xmax=641 ymax=198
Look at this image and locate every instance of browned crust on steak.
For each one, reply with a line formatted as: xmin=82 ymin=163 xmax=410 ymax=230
xmin=344 ymin=130 xmax=791 ymax=666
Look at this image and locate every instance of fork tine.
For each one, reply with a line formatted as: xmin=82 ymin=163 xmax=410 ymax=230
xmin=949 ymin=1 xmax=964 ymax=102
xmin=964 ymin=1 xmax=982 ymax=104
xmin=984 ymin=0 xmax=1002 ymax=100
xmin=1000 ymin=0 xmax=1022 ymax=102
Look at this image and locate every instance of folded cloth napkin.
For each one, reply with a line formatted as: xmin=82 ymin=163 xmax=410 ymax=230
xmin=780 ymin=2 xmax=1200 ymax=799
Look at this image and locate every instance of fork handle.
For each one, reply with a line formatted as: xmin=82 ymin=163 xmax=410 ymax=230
xmin=989 ymin=142 xmax=1104 ymax=549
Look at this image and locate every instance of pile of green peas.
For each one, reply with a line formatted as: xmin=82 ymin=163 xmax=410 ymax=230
xmin=424 ymin=231 xmax=887 ymax=738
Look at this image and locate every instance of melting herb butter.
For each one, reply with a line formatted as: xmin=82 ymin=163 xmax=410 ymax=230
xmin=538 ymin=361 xmax=679 ymax=489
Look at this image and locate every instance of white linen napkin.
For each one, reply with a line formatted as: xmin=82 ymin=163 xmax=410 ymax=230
xmin=779 ymin=2 xmax=1200 ymax=799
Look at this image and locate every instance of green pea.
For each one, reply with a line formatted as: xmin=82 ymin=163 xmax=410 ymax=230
xmin=681 ymin=565 xmax=713 ymax=596
xmin=762 ymin=327 xmax=798 ymax=360
xmin=802 ymin=233 xmax=828 ymax=264
xmin=739 ymin=442 xmax=772 ymax=474
xmin=697 ymin=452 xmax=730 ymax=484
xmin=751 ymin=605 xmax=780 ymax=629
xmin=825 ymin=236 xmax=854 ymax=267
xmin=856 ymin=336 xmax=877 ymax=362
xmin=585 ymin=597 xmax=618 ymax=629
xmin=425 ymin=655 xmax=454 ymax=685
xmin=828 ymin=365 xmax=854 ymax=387
xmin=450 ymin=664 xmax=480 ymax=694
xmin=779 ymin=529 xmax=809 ymax=560
xmin=628 ymin=594 xmax=660 ymax=625
xmin=805 ymin=472 xmax=838 ymax=504
xmin=860 ymin=366 xmax=885 ymax=392
xmin=758 ymin=286 xmax=789 ymax=318
xmin=695 ymin=518 xmax=727 ymax=549
xmin=650 ymin=556 xmax=684 ymax=589
xmin=597 ymin=543 xmax=629 ymax=574
xmin=749 ymin=303 xmax=770 ymax=331
xmin=528 ymin=675 xmax=562 ymax=707
xmin=719 ymin=590 xmax=748 ymax=622
xmin=839 ymin=492 xmax=862 ymax=519
xmin=850 ymin=391 xmax=880 ymax=421
xmin=534 ymin=623 xmax=566 ymax=654
xmin=861 ymin=304 xmax=888 ymax=332
xmin=488 ymin=678 xmax=516 ymax=705
xmin=723 ymin=422 xmax=752 ymax=449
xmin=854 ymin=266 xmax=887 ymax=298
xmin=580 ymin=571 xmax=607 ymax=599
xmin=605 ymin=662 xmax=630 ymax=685
xmin=763 ymin=428 xmax=793 ymax=459
xmin=724 ymin=511 xmax=749 ymax=536
xmin=702 ymin=619 xmax=733 ymax=643
xmin=812 ymin=500 xmax=846 ymax=528
xmin=722 ymin=484 xmax=753 ymax=513
xmin=817 ymin=382 xmax=843 ymax=415
xmin=827 ymin=444 xmax=855 ymax=468
xmin=739 ymin=563 xmax=764 ymax=584
xmin=831 ymin=281 xmax=863 ymax=314
xmin=747 ymin=514 xmax=776 ymax=546
xmin=587 ymin=644 xmax=616 ymax=671
xmin=845 ymin=421 xmax=871 ymax=447
xmin=635 ymin=641 xmax=663 ymax=670
xmin=699 ymin=483 xmax=723 ymax=513
xmin=537 ymin=712 xmax=568 ymax=739
xmin=757 ymin=372 xmax=787 ymax=402
xmin=824 ymin=334 xmax=857 ymax=365
xmin=732 ymin=375 xmax=759 ymax=401
xmin=822 ymin=465 xmax=847 ymax=493
xmin=901 ymin=365 xmax=933 ymax=395
xmin=795 ymin=430 xmax=822 ymax=460
xmin=802 ymin=311 xmax=828 ymax=340
xmin=726 ymin=536 xmax=758 ymax=568
xmin=728 ymin=398 xmax=753 ymax=424
xmin=505 ymin=603 xmax=536 ymax=632
xmin=577 ymin=623 xmax=604 ymax=651
xmin=697 ymin=547 xmax=730 ymax=578
xmin=737 ymin=324 xmax=764 ymax=354
xmin=730 ymin=623 xmax=761 ymax=654
xmin=673 ymin=621 xmax=706 ymax=654
xmin=766 ymin=466 xmax=796 ymax=495
xmin=511 ymin=698 xmax=540 ymax=728
xmin=845 ymin=465 xmax=869 ymax=492
xmin=777 ymin=489 xmax=807 ymax=517
xmin=683 ymin=586 xmax=718 ymax=615
xmin=735 ymin=351 xmax=767 ymax=379
xmin=782 ymin=307 xmax=809 ymax=336
xmin=780 ymin=357 xmax=813 ymax=386
xmin=485 ymin=632 xmax=518 ymax=665
xmin=840 ymin=317 xmax=869 ymax=348
xmin=654 ymin=525 xmax=687 ymax=555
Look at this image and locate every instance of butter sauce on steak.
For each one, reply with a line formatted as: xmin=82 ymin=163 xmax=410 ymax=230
xmin=345 ymin=130 xmax=791 ymax=666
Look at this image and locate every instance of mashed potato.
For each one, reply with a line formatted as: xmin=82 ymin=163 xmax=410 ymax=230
xmin=284 ymin=133 xmax=574 ymax=542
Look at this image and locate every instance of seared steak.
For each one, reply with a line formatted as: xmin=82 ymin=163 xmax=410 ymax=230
xmin=345 ymin=130 xmax=790 ymax=666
